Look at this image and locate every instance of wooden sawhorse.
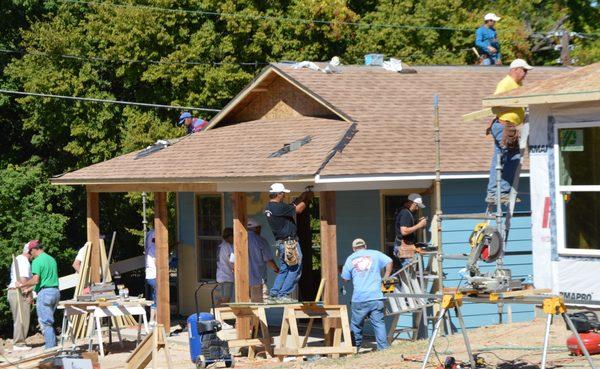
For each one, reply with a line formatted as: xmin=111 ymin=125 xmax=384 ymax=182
xmin=274 ymin=304 xmax=355 ymax=359
xmin=214 ymin=305 xmax=273 ymax=359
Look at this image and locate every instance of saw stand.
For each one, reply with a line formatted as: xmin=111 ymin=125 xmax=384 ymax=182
xmin=420 ymin=293 xmax=597 ymax=369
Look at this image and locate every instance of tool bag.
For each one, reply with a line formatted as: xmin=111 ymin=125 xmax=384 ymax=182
xmin=501 ymin=121 xmax=520 ymax=149
xmin=283 ymin=239 xmax=300 ymax=266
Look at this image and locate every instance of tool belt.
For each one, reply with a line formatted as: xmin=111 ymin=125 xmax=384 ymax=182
xmin=487 ymin=119 xmax=520 ymax=149
xmin=394 ymin=238 xmax=415 ymax=259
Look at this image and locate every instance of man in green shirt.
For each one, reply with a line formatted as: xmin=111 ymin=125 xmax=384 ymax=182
xmin=17 ymin=241 xmax=60 ymax=348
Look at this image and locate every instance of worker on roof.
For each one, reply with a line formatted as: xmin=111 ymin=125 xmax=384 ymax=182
xmin=7 ymin=242 xmax=33 ymax=351
xmin=16 ymin=241 xmax=60 ymax=349
xmin=475 ymin=13 xmax=502 ymax=65
xmin=264 ymin=183 xmax=313 ymax=303
xmin=341 ymin=238 xmax=392 ymax=351
xmin=486 ymin=59 xmax=534 ymax=204
xmin=247 ymin=218 xmax=279 ymax=303
xmin=178 ymin=111 xmax=208 ymax=134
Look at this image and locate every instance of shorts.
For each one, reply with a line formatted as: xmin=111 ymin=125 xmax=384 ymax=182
xmin=216 ymin=282 xmax=235 ymax=305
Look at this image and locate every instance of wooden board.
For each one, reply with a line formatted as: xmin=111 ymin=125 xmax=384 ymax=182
xmin=232 ymin=192 xmax=250 ymax=339
xmin=154 ymin=192 xmax=170 ymax=332
xmin=126 ymin=325 xmax=171 ymax=369
xmin=86 ymin=190 xmax=100 ymax=283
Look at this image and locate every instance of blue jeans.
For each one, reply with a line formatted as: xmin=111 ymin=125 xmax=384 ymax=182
xmin=482 ymin=54 xmax=500 ymax=65
xmin=269 ymin=241 xmax=302 ymax=298
xmin=36 ymin=287 xmax=60 ymax=348
xmin=350 ymin=300 xmax=389 ymax=350
xmin=146 ymin=278 xmax=157 ymax=308
xmin=487 ymin=120 xmax=521 ymax=198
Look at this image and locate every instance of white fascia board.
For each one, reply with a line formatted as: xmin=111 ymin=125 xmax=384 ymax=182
xmin=315 ymin=172 xmax=530 ymax=183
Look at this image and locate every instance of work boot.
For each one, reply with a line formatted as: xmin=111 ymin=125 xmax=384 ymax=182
xmin=277 ymin=296 xmax=298 ymax=303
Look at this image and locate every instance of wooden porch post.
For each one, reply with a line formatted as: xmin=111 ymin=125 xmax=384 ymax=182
xmin=154 ymin=192 xmax=170 ymax=331
xmin=319 ymin=191 xmax=338 ymax=305
xmin=232 ymin=192 xmax=250 ymax=339
xmin=86 ymin=189 xmax=101 ymax=283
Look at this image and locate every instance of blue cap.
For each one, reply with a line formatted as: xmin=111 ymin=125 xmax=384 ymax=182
xmin=178 ymin=112 xmax=192 ymax=125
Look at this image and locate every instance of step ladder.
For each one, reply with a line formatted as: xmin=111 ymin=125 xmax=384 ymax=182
xmin=384 ymin=252 xmax=438 ymax=341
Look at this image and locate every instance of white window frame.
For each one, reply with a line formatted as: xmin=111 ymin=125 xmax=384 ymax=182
xmin=553 ymin=121 xmax=600 ymax=257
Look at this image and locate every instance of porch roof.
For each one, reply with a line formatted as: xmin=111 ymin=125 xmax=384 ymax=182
xmin=482 ymin=62 xmax=600 ymax=107
xmin=52 ymin=117 xmax=354 ymax=186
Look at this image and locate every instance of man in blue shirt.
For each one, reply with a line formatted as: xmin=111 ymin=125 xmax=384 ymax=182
xmin=341 ymin=238 xmax=393 ymax=350
xmin=247 ymin=218 xmax=279 ymax=302
xmin=475 ymin=13 xmax=502 ymax=65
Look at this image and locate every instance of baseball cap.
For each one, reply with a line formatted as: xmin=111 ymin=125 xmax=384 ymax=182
xmin=26 ymin=240 xmax=41 ymax=252
xmin=484 ymin=13 xmax=501 ymax=22
xmin=509 ymin=59 xmax=534 ymax=70
xmin=269 ymin=183 xmax=290 ymax=193
xmin=408 ymin=193 xmax=426 ymax=209
xmin=352 ymin=238 xmax=367 ymax=248
xmin=178 ymin=112 xmax=192 ymax=125
xmin=247 ymin=218 xmax=260 ymax=228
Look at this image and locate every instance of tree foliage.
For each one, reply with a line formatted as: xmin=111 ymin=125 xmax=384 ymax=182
xmin=0 ymin=0 xmax=598 ymax=332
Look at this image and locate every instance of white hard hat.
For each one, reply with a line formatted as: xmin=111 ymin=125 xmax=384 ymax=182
xmin=510 ymin=59 xmax=534 ymax=70
xmin=484 ymin=13 xmax=501 ymax=22
xmin=408 ymin=193 xmax=426 ymax=209
xmin=269 ymin=183 xmax=290 ymax=193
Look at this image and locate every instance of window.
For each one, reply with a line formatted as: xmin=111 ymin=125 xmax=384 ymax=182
xmin=196 ymin=195 xmax=224 ymax=280
xmin=555 ymin=123 xmax=600 ymax=256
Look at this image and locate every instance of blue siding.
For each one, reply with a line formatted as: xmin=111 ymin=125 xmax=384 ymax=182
xmin=440 ymin=178 xmax=534 ymax=328
xmin=335 ymin=190 xmax=382 ymax=305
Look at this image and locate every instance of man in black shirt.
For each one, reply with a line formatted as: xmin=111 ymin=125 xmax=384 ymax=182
xmin=394 ymin=193 xmax=428 ymax=268
xmin=264 ymin=183 xmax=313 ymax=303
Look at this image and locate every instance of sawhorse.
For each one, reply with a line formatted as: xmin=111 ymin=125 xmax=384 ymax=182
xmin=420 ymin=294 xmax=597 ymax=369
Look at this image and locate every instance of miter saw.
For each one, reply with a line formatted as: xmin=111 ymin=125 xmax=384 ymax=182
xmin=463 ymin=222 xmax=523 ymax=293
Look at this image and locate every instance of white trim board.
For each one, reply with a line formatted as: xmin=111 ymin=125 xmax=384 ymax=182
xmin=553 ymin=120 xmax=600 ymax=258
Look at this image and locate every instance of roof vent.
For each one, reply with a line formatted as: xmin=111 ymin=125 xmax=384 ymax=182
xmin=269 ymin=136 xmax=312 ymax=158
xmin=135 ymin=139 xmax=171 ymax=159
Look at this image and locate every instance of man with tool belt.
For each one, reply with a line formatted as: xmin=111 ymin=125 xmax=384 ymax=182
xmin=486 ymin=59 xmax=533 ymax=204
xmin=394 ymin=193 xmax=428 ymax=268
xmin=264 ymin=183 xmax=313 ymax=303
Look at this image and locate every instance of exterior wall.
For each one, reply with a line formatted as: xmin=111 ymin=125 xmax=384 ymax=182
xmin=529 ymin=102 xmax=600 ymax=303
xmin=177 ymin=181 xmax=535 ymax=328
xmin=440 ymin=178 xmax=534 ymax=328
xmin=335 ymin=190 xmax=382 ymax=305
xmin=227 ymin=77 xmax=337 ymax=123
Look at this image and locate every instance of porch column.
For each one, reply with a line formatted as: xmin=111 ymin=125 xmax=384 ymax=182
xmin=232 ymin=192 xmax=250 ymax=338
xmin=154 ymin=192 xmax=170 ymax=331
xmin=86 ymin=189 xmax=101 ymax=283
xmin=319 ymin=191 xmax=338 ymax=305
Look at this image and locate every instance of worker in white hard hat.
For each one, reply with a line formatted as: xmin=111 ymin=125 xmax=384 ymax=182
xmin=486 ymin=59 xmax=534 ymax=204
xmin=475 ymin=13 xmax=502 ymax=65
xmin=394 ymin=193 xmax=428 ymax=268
xmin=264 ymin=183 xmax=313 ymax=303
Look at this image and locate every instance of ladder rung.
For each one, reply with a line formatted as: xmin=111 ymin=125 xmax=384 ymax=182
xmin=443 ymin=254 xmax=469 ymax=260
xmin=440 ymin=213 xmax=496 ymax=220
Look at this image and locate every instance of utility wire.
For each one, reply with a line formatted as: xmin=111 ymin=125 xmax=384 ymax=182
xmin=0 ymin=89 xmax=221 ymax=112
xmin=58 ymin=0 xmax=600 ymax=37
xmin=0 ymin=48 xmax=267 ymax=67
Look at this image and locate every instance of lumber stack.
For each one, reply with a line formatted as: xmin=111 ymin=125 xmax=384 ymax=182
xmin=69 ymin=239 xmax=137 ymax=339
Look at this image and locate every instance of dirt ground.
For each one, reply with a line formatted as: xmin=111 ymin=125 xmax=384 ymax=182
xmin=2 ymin=317 xmax=598 ymax=369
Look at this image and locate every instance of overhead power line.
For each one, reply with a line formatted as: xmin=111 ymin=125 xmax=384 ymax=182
xmin=57 ymin=0 xmax=474 ymax=33
xmin=0 ymin=89 xmax=221 ymax=112
xmin=0 ymin=48 xmax=267 ymax=67
xmin=58 ymin=0 xmax=600 ymax=37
